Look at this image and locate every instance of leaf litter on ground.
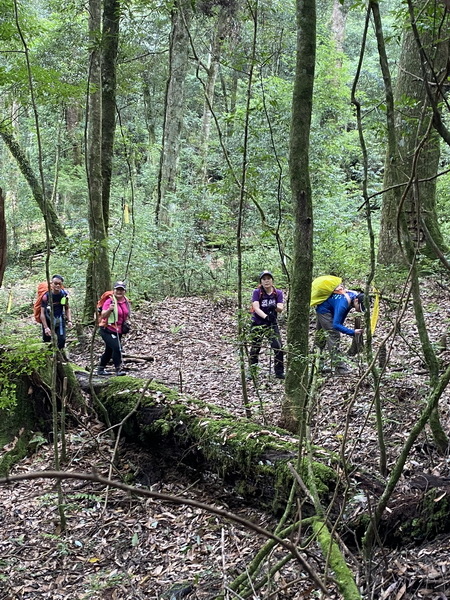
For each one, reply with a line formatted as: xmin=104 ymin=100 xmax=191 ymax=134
xmin=1 ymin=281 xmax=450 ymax=598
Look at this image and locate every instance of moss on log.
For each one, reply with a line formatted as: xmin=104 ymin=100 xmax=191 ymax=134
xmin=84 ymin=375 xmax=338 ymax=513
xmin=80 ymin=375 xmax=450 ymax=545
xmin=0 ymin=341 xmax=82 ymax=475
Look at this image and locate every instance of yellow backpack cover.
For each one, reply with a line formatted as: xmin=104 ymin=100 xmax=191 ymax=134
xmin=310 ymin=275 xmax=342 ymax=306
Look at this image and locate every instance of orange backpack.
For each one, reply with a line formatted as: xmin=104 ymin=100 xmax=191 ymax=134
xmin=96 ymin=291 xmax=130 ymax=326
xmin=96 ymin=291 xmax=113 ymax=325
xmin=33 ymin=281 xmax=66 ymax=323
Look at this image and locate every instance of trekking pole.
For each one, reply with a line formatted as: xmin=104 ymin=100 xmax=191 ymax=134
xmin=113 ymin=295 xmax=124 ymax=370
xmin=268 ymin=346 xmax=272 ymax=377
xmin=117 ymin=327 xmax=124 ymax=367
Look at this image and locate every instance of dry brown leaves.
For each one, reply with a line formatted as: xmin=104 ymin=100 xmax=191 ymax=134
xmin=2 ymin=281 xmax=450 ymax=598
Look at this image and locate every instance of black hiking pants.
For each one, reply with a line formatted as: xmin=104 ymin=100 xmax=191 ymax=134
xmin=249 ymin=322 xmax=284 ymax=376
xmin=42 ymin=317 xmax=66 ymax=350
xmin=99 ymin=328 xmax=123 ymax=369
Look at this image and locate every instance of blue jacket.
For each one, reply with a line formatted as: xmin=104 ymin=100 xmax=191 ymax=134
xmin=316 ymin=291 xmax=358 ymax=336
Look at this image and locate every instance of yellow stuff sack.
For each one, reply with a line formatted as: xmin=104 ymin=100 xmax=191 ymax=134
xmin=310 ymin=275 xmax=342 ymax=307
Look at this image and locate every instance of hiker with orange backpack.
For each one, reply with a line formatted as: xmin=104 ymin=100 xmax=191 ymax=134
xmin=40 ymin=275 xmax=72 ymax=350
xmin=97 ymin=282 xmax=130 ymax=377
xmin=248 ymin=271 xmax=285 ymax=380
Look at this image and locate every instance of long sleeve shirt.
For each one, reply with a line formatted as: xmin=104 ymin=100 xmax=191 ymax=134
xmin=316 ymin=291 xmax=358 ymax=336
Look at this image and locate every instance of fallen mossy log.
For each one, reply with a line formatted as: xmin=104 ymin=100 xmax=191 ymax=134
xmin=75 ymin=372 xmax=338 ymax=513
xmin=77 ymin=372 xmax=450 ymax=546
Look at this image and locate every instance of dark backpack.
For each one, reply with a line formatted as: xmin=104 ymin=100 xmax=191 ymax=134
xmin=33 ymin=281 xmax=67 ymax=323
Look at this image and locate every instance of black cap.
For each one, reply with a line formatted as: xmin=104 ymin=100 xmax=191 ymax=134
xmin=259 ymin=270 xmax=273 ymax=281
xmin=356 ymin=292 xmax=365 ymax=312
xmin=52 ymin=274 xmax=64 ymax=282
xmin=113 ymin=281 xmax=126 ymax=290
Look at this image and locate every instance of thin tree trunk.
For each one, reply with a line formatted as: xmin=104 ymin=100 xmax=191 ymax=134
xmin=0 ymin=188 xmax=6 ymax=287
xmin=198 ymin=6 xmax=230 ymax=182
xmin=356 ymin=3 xmax=387 ymax=475
xmin=281 ymin=0 xmax=316 ymax=433
xmin=236 ymin=0 xmax=258 ymax=419
xmin=155 ymin=0 xmax=192 ymax=226
xmin=85 ymin=0 xmax=111 ymax=321
xmin=331 ymin=0 xmax=346 ymax=54
xmin=65 ymin=105 xmax=82 ymax=166
xmin=142 ymin=71 xmax=156 ymax=149
xmin=101 ymin=0 xmax=120 ymax=232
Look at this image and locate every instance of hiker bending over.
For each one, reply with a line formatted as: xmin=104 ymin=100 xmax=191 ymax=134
xmin=97 ymin=282 xmax=130 ymax=377
xmin=249 ymin=271 xmax=285 ymax=380
xmin=41 ymin=275 xmax=72 ymax=350
xmin=316 ymin=285 xmax=364 ymax=375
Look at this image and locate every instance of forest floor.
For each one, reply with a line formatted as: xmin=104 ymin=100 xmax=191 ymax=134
xmin=2 ymin=279 xmax=450 ymax=599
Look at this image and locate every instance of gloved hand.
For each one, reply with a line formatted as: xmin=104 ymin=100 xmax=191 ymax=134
xmin=266 ymin=311 xmax=277 ymax=324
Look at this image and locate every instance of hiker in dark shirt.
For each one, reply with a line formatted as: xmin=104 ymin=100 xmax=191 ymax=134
xmin=249 ymin=271 xmax=285 ymax=380
xmin=41 ymin=275 xmax=72 ymax=350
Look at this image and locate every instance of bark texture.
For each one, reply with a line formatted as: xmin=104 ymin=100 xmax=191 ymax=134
xmin=101 ymin=0 xmax=120 ymax=232
xmin=85 ymin=0 xmax=111 ymax=321
xmin=378 ymin=2 xmax=448 ymax=264
xmin=198 ymin=5 xmax=233 ymax=182
xmin=282 ymin=0 xmax=316 ymax=432
xmin=155 ymin=0 xmax=192 ymax=225
xmin=0 ymin=188 xmax=6 ymax=287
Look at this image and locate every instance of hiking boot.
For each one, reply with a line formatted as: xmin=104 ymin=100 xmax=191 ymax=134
xmin=115 ymin=367 xmax=127 ymax=376
xmin=96 ymin=366 xmax=108 ymax=376
xmin=335 ymin=365 xmax=351 ymax=376
xmin=321 ymin=365 xmax=332 ymax=374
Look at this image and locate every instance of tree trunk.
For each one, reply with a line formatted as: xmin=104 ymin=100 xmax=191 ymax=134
xmin=0 ymin=188 xmax=6 ymax=287
xmin=155 ymin=0 xmax=192 ymax=226
xmin=0 ymin=128 xmax=67 ymax=244
xmin=378 ymin=0 xmax=448 ymax=265
xmin=331 ymin=0 xmax=346 ymax=54
xmin=198 ymin=5 xmax=231 ymax=182
xmin=85 ymin=0 xmax=111 ymax=321
xmin=101 ymin=0 xmax=120 ymax=232
xmin=73 ymin=373 xmax=450 ymax=549
xmin=281 ymin=0 xmax=316 ymax=433
xmin=65 ymin=105 xmax=82 ymax=166
xmin=142 ymin=71 xmax=157 ymax=149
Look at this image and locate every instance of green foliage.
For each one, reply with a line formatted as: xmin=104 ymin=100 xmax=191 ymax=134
xmin=1 ymin=0 xmax=446 ymax=306
xmin=0 ymin=340 xmax=50 ymax=411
